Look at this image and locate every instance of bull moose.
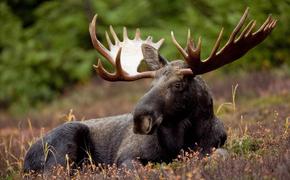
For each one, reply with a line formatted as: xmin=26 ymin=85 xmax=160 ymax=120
xmin=24 ymin=8 xmax=276 ymax=172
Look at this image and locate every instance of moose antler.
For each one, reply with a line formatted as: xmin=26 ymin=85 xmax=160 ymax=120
xmin=171 ymin=7 xmax=277 ymax=75
xmin=89 ymin=15 xmax=164 ymax=81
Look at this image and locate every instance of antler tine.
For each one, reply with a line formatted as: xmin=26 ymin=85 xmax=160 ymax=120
xmin=115 ymin=47 xmax=127 ymax=77
xmin=255 ymin=15 xmax=271 ymax=33
xmin=228 ymin=7 xmax=249 ymax=43
xmin=146 ymin=36 xmax=153 ymax=42
xmin=93 ymin=60 xmax=116 ymax=81
xmin=134 ymin=28 xmax=141 ymax=40
xmin=89 ymin=15 xmax=114 ymax=65
xmin=110 ymin=25 xmax=120 ymax=44
xmin=186 ymin=29 xmax=192 ymax=48
xmin=236 ymin=20 xmax=255 ymax=40
xmin=177 ymin=7 xmax=277 ymax=75
xmin=186 ymin=36 xmax=202 ymax=68
xmin=105 ymin=31 xmax=113 ymax=49
xmin=271 ymin=19 xmax=278 ymax=28
xmin=244 ymin=20 xmax=256 ymax=37
xmin=123 ymin=27 xmax=129 ymax=41
xmin=171 ymin=31 xmax=188 ymax=59
xmin=264 ymin=17 xmax=275 ymax=32
xmin=208 ymin=28 xmax=224 ymax=59
xmin=155 ymin=38 xmax=165 ymax=49
xmin=268 ymin=17 xmax=276 ymax=28
xmin=93 ymin=48 xmax=127 ymax=81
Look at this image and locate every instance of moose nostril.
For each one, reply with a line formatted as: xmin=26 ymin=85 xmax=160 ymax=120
xmin=133 ymin=115 xmax=153 ymax=134
xmin=143 ymin=116 xmax=152 ymax=132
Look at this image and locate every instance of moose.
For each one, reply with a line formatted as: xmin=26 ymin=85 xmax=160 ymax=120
xmin=24 ymin=8 xmax=276 ymax=172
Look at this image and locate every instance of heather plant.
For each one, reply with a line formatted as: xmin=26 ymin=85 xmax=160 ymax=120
xmin=0 ymin=0 xmax=289 ymax=113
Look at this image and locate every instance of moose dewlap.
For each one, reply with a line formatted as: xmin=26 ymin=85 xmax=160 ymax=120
xmin=24 ymin=8 xmax=276 ymax=173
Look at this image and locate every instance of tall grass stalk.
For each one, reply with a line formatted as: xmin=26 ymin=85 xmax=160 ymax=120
xmin=216 ymin=84 xmax=239 ymax=115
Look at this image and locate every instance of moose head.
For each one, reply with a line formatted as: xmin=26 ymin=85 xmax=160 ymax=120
xmin=89 ymin=8 xmax=276 ymax=135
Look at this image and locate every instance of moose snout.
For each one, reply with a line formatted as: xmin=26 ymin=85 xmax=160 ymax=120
xmin=133 ymin=107 xmax=164 ymax=135
xmin=133 ymin=89 xmax=164 ymax=134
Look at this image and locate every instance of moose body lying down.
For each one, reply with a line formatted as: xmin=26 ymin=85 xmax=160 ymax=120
xmin=24 ymin=8 xmax=276 ymax=172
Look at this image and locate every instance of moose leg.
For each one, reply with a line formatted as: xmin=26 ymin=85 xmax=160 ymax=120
xmin=24 ymin=122 xmax=95 ymax=173
xmin=199 ymin=117 xmax=227 ymax=154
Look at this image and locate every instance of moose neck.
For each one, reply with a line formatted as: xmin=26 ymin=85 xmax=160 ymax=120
xmin=156 ymin=108 xmax=214 ymax=157
xmin=157 ymin=117 xmax=191 ymax=156
xmin=157 ymin=76 xmax=215 ymax=154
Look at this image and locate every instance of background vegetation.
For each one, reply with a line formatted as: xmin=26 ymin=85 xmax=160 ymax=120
xmin=0 ymin=0 xmax=289 ymax=113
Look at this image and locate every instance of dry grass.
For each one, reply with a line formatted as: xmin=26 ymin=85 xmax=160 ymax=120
xmin=0 ymin=70 xmax=289 ymax=179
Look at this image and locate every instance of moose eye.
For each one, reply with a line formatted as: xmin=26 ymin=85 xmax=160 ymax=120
xmin=172 ymin=82 xmax=184 ymax=91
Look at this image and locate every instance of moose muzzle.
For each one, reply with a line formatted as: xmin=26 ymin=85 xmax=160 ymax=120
xmin=133 ymin=114 xmax=163 ymax=135
xmin=133 ymin=115 xmax=153 ymax=134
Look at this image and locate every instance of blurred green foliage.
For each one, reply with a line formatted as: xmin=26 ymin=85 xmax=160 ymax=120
xmin=228 ymin=136 xmax=263 ymax=155
xmin=0 ymin=0 xmax=289 ymax=113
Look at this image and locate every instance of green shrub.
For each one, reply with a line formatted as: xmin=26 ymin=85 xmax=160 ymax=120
xmin=0 ymin=1 xmax=95 ymax=113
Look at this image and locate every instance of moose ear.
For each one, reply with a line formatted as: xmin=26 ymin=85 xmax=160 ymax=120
xmin=141 ymin=44 xmax=168 ymax=71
